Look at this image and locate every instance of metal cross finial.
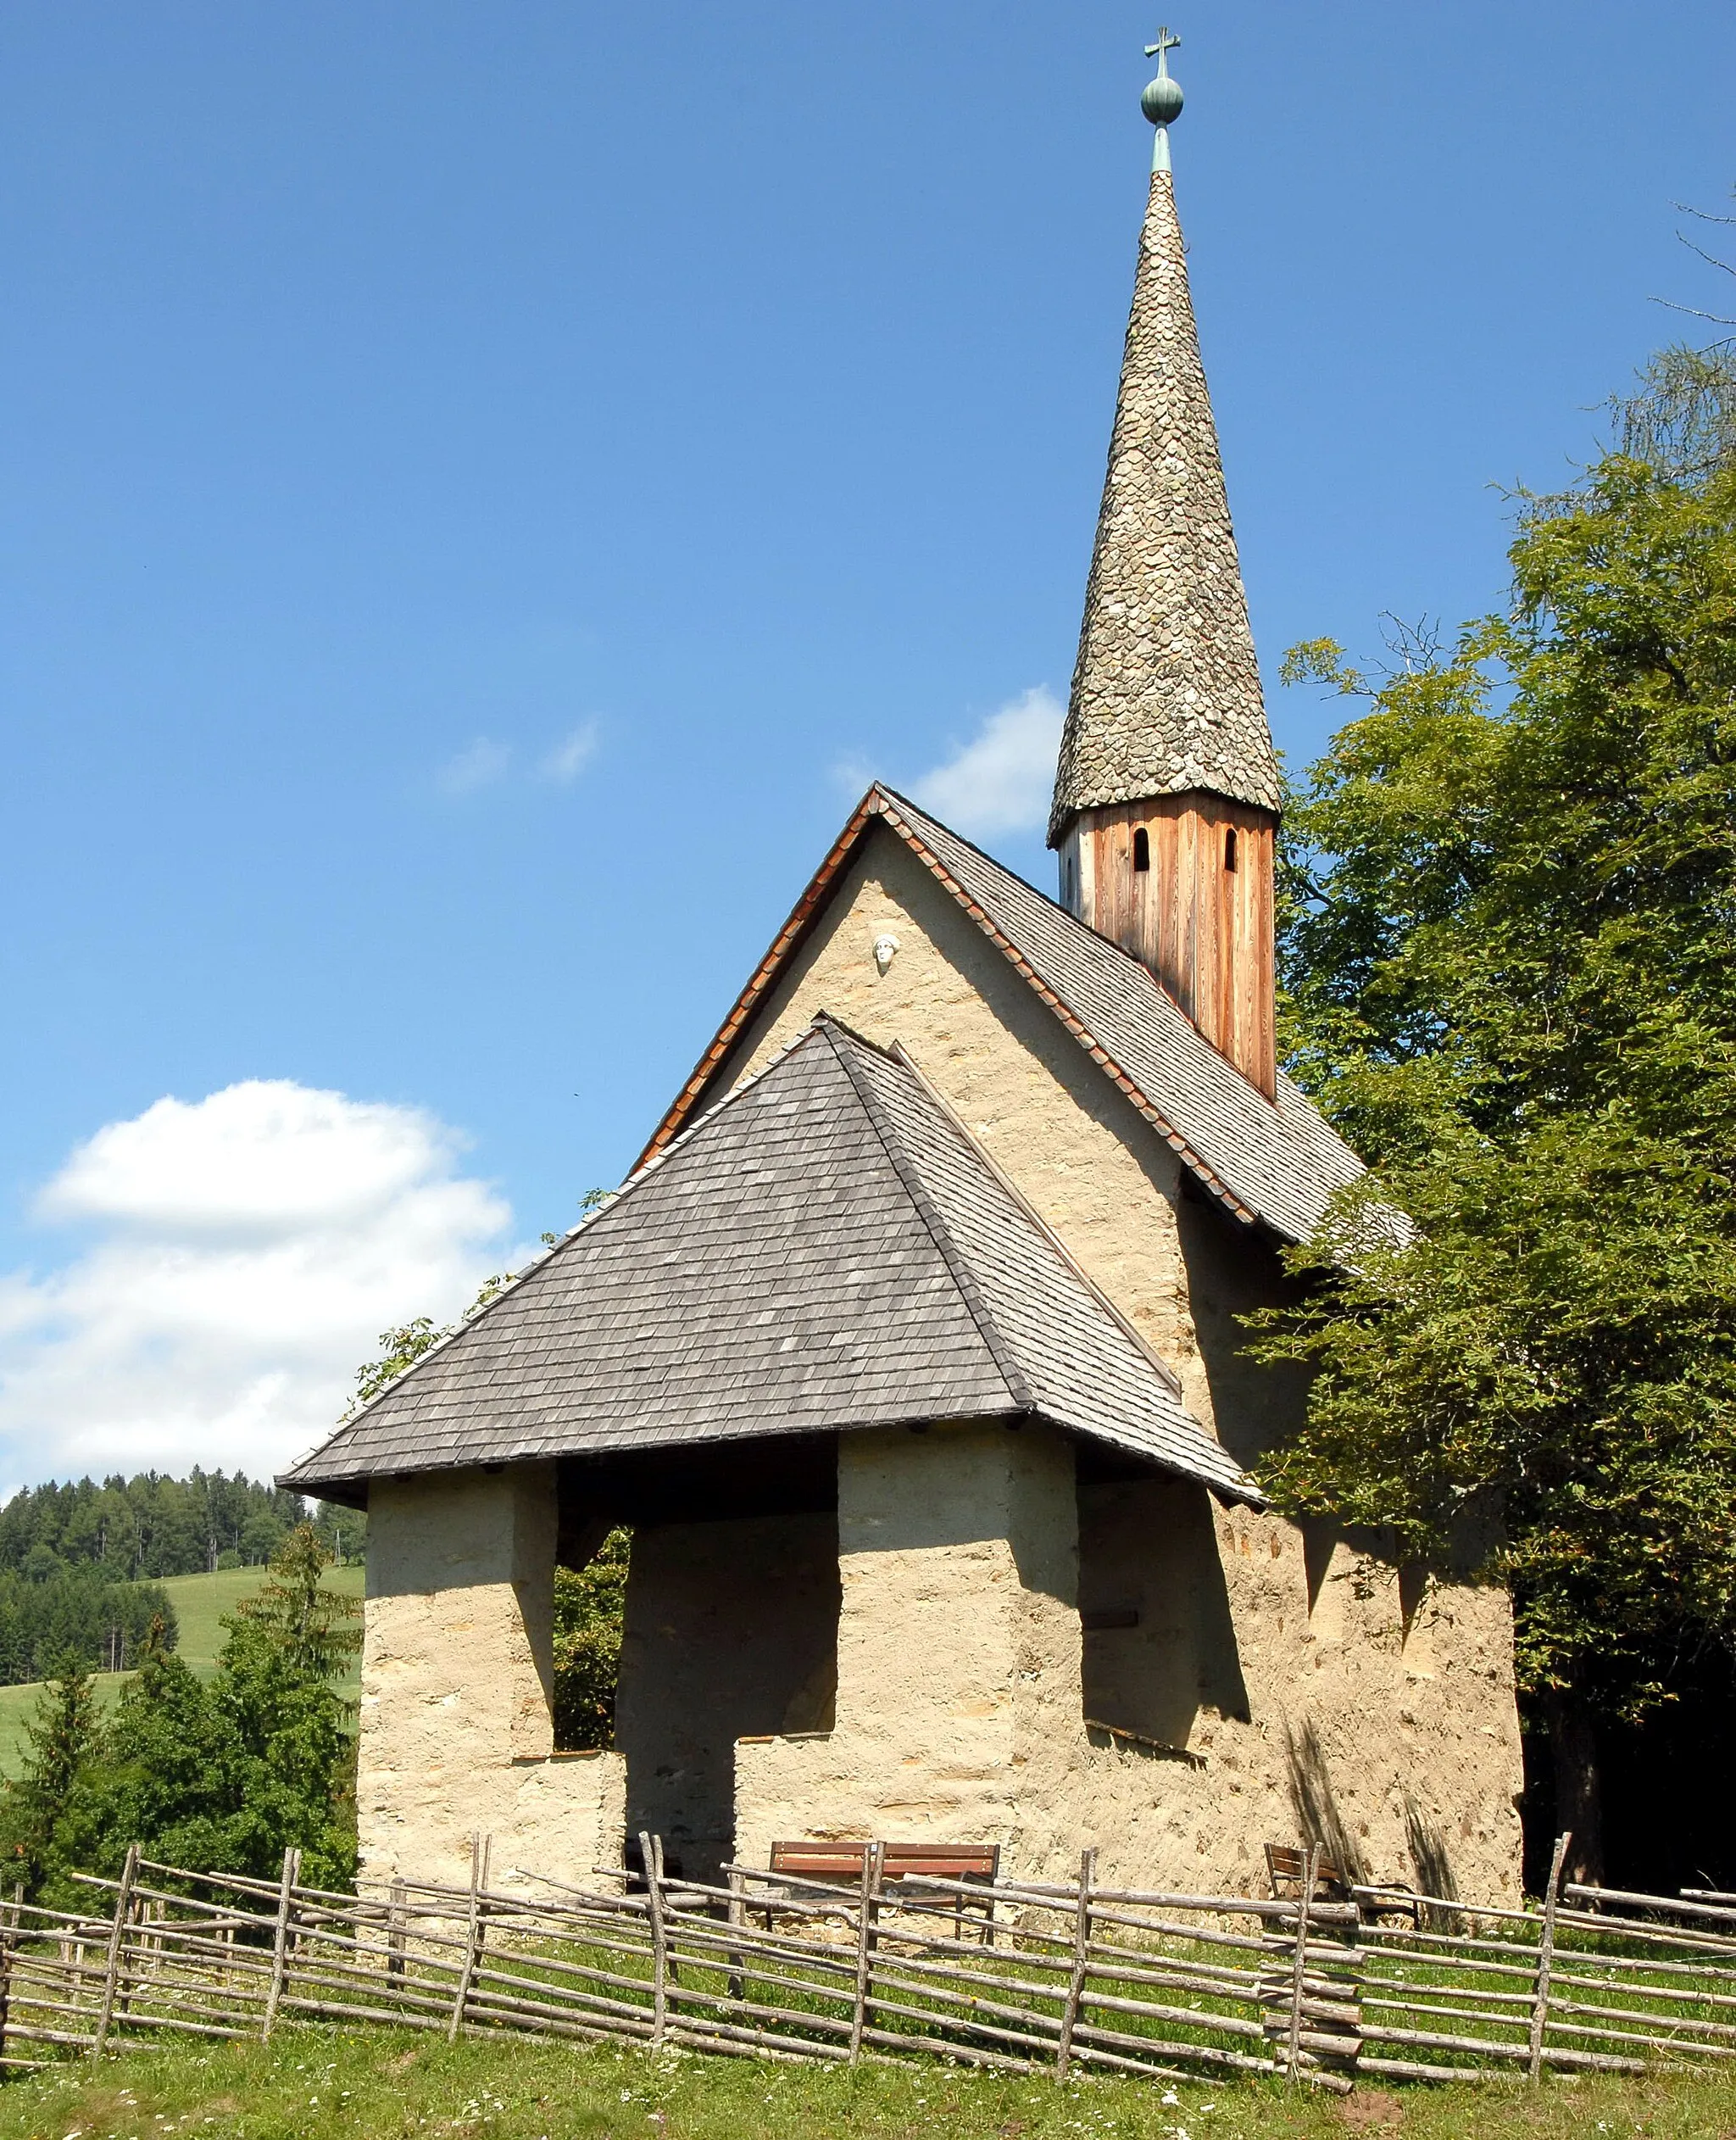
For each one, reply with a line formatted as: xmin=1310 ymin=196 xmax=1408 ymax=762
xmin=1145 ymin=26 xmax=1180 ymax=75
xmin=1139 ymin=24 xmax=1183 ymax=170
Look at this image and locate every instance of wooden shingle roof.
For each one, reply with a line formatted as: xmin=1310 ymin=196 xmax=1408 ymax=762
xmin=281 ymin=1017 xmax=1260 ymax=1507
xmin=648 ymin=784 xmax=1363 ymax=1246
xmin=1050 ymin=167 xmax=1283 ymax=843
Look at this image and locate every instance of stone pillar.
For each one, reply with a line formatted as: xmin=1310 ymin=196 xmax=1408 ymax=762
xmin=734 ymin=1422 xmax=1087 ymax=1874
xmin=358 ymin=1463 xmax=625 ymax=1890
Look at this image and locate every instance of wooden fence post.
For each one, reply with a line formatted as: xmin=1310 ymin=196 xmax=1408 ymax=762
xmin=1284 ymin=1843 xmax=1321 ymax=2081
xmin=92 ymin=1842 xmax=140 ymax=2057
xmin=848 ymin=1841 xmax=885 ymax=2066
xmin=1527 ymin=1831 xmax=1572 ymax=2082
xmin=447 ymin=1835 xmax=489 ymax=2044
xmin=726 ymin=1868 xmax=746 ymax=2003
xmin=642 ymin=1832 xmax=670 ymax=2049
xmin=1055 ymin=1846 xmax=1098 ymax=2083
xmin=1341 ymin=1892 xmax=1366 ymax=2085
xmin=0 ymin=1881 xmax=20 ymax=2061
xmin=387 ymin=1875 xmax=407 ymax=1987
xmin=261 ymin=1846 xmax=302 ymax=2042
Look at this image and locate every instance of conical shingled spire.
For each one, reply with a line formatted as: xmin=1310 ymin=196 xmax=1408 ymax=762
xmin=1048 ymin=166 xmax=1282 ymax=848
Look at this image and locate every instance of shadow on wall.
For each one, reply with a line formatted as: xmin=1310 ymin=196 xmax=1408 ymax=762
xmin=1301 ymin=1521 xmax=1338 ymax=1614
xmin=1283 ymin=1716 xmax=1367 ymax=1886
xmin=614 ymin=1512 xmax=840 ymax=1886
xmin=1302 ymin=1519 xmax=1439 ymax=1647
xmin=1404 ymin=1792 xmax=1461 ymax=1928
xmin=1174 ymin=1183 xmax=1313 ymax=1475
xmin=1079 ymin=1472 xmax=1249 ymax=1749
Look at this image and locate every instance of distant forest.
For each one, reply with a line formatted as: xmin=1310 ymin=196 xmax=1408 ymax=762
xmin=0 ymin=1471 xmax=364 ymax=1583
xmin=0 ymin=1568 xmax=175 ymax=1685
xmin=0 ymin=1471 xmax=364 ymax=1687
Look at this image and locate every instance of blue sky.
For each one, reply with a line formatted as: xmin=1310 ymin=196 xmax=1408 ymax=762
xmin=1 ymin=1 xmax=1732 ymax=1487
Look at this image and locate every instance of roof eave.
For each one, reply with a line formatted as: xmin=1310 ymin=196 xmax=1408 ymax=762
xmin=277 ymin=1401 xmax=1262 ymax=1510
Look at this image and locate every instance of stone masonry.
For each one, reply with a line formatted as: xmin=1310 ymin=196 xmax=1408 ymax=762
xmin=358 ymin=1466 xmax=625 ymax=1893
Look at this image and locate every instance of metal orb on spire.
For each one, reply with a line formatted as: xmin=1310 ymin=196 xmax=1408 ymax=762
xmin=1141 ymin=26 xmax=1183 ymax=129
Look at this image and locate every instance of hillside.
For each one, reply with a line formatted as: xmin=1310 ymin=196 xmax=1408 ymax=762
xmin=0 ymin=1560 xmax=364 ymax=1777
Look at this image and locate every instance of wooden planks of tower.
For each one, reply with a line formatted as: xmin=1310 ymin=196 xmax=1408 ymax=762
xmin=1078 ymin=795 xmax=1275 ymax=1100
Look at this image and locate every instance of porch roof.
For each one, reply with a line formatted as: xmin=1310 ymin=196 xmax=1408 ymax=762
xmin=281 ymin=1017 xmax=1262 ymax=1509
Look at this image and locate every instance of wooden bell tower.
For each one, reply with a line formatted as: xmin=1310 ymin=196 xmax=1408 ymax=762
xmin=1049 ymin=36 xmax=1281 ymax=1102
xmin=1059 ymin=794 xmax=1275 ymax=1099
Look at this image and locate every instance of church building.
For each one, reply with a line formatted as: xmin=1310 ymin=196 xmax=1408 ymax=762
xmin=284 ymin=47 xmax=1525 ymax=1903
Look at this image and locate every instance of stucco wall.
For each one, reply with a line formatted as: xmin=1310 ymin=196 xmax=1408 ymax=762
xmin=359 ymin=1466 xmax=625 ymax=1891
xmin=735 ymin=1422 xmax=1088 ymax=1871
xmin=615 ymin=1511 xmax=838 ymax=1883
xmin=720 ymin=828 xmax=1525 ymax=1900
xmin=1066 ymin=1499 xmax=1522 ymax=1899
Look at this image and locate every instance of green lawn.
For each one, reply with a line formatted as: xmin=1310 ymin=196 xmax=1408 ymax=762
xmin=2 ymin=2031 xmax=1735 ymax=2140
xmin=0 ymin=1562 xmax=364 ymax=1778
xmin=152 ymin=1561 xmax=364 ymax=1672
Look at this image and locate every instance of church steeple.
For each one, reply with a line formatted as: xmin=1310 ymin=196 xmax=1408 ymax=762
xmin=1049 ymin=34 xmax=1280 ymax=1101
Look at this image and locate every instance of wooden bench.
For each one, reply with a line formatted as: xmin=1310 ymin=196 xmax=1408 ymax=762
xmin=1265 ymin=1842 xmax=1419 ymax=1925
xmin=1265 ymin=1842 xmax=1349 ymax=1902
xmin=771 ymin=1840 xmax=1000 ymax=1885
xmin=768 ymin=1840 xmax=1002 ymax=1941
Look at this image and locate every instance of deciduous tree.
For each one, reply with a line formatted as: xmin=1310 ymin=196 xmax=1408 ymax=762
xmin=1257 ymin=368 xmax=1736 ymax=1880
xmin=553 ymin=1531 xmax=630 ymax=1751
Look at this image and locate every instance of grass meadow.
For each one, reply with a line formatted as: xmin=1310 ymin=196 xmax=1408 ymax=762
xmin=1 ymin=2030 xmax=1735 ymax=2140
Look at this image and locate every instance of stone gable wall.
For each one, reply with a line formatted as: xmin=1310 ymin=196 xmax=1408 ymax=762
xmin=721 ymin=828 xmax=1525 ymax=1900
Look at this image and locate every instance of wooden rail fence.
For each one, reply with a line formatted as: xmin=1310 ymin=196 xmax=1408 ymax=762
xmin=1 ymin=1833 xmax=1734 ymax=2092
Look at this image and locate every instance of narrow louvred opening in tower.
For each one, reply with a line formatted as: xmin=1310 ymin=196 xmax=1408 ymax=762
xmin=1224 ymin=826 xmax=1238 ymax=872
xmin=1132 ymin=827 xmax=1150 ymax=872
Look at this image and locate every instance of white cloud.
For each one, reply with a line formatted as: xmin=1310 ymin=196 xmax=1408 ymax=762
xmin=0 ymin=1082 xmax=513 ymax=1491
xmin=541 ymin=721 xmax=600 ymax=784
xmin=437 ymin=737 xmax=512 ymax=794
xmin=910 ymin=688 xmax=1063 ymax=836
xmin=829 ymin=753 xmax=875 ymax=800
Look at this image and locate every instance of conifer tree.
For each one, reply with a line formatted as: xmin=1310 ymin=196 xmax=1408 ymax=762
xmin=227 ymin=1521 xmax=362 ymax=1683
xmin=213 ymin=1524 xmax=362 ymax=1886
xmin=3 ymin=1658 xmax=105 ymax=1899
xmin=82 ymin=1529 xmax=362 ymax=1888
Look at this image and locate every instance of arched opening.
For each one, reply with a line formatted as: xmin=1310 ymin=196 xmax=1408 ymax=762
xmin=1132 ymin=826 xmax=1150 ymax=872
xmin=1225 ymin=826 xmax=1238 ymax=872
